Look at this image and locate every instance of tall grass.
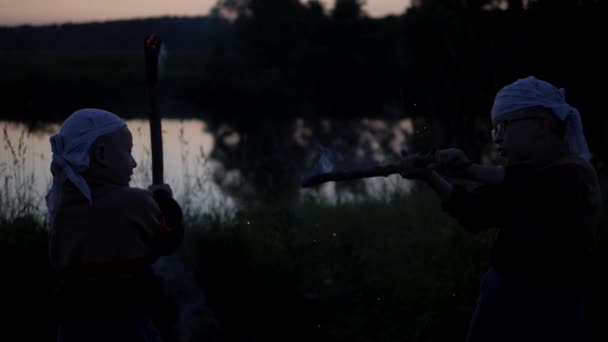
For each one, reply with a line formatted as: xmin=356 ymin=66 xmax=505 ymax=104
xmin=129 ymin=120 xmax=236 ymax=218
xmin=0 ymin=125 xmax=42 ymax=222
xmin=185 ymin=187 xmax=495 ymax=342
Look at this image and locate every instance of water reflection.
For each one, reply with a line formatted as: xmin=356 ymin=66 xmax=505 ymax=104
xmin=1 ymin=117 xmax=425 ymax=216
xmin=0 ymin=119 xmax=235 ymax=216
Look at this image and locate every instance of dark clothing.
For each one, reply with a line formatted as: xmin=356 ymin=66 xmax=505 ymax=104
xmin=442 ymin=156 xmax=600 ymax=342
xmin=442 ymin=157 xmax=601 ymax=287
xmin=150 ymin=187 xmax=184 ymax=257
xmin=51 ymin=184 xmax=184 ymax=323
xmin=466 ymin=267 xmax=584 ymax=342
xmin=54 ymin=265 xmax=162 ymax=322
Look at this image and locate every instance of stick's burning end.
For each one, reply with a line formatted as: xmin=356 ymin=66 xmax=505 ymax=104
xmin=145 ymin=34 xmax=162 ymax=84
xmin=145 ymin=34 xmax=160 ymax=49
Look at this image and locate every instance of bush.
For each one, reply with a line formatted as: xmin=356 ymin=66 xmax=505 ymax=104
xmin=0 ymin=216 xmax=55 ymax=340
xmin=188 ymin=187 xmax=495 ymax=342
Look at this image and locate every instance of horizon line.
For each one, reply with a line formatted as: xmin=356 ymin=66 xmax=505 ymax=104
xmin=0 ymin=10 xmax=408 ymax=29
xmin=0 ymin=14 xmax=221 ymax=29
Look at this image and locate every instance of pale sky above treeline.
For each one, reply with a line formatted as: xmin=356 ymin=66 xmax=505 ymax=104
xmin=0 ymin=0 xmax=412 ymax=26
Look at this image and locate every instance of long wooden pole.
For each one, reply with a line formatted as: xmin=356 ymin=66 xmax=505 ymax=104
xmin=301 ymin=163 xmax=404 ymax=187
xmin=145 ymin=34 xmax=164 ymax=185
xmin=301 ymin=153 xmax=435 ymax=188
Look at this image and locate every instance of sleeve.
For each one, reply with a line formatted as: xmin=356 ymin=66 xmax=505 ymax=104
xmin=126 ymin=189 xmax=184 ymax=260
xmin=149 ymin=188 xmax=184 ymax=256
xmin=440 ymin=163 xmax=532 ymax=233
xmin=441 ymin=183 xmax=503 ymax=233
xmin=537 ymin=163 xmax=600 ymax=250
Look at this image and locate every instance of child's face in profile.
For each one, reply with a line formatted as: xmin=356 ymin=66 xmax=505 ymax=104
xmin=92 ymin=126 xmax=137 ymax=186
xmin=491 ymin=109 xmax=544 ymax=165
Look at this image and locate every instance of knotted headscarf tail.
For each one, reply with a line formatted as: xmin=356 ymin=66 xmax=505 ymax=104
xmin=491 ymin=76 xmax=591 ymax=161
xmin=46 ymin=109 xmax=126 ymax=226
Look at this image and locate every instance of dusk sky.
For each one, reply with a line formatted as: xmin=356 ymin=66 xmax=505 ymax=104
xmin=0 ymin=0 xmax=411 ymax=26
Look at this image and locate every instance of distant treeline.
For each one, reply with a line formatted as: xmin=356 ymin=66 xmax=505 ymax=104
xmin=0 ymin=16 xmax=232 ymax=51
xmin=1 ymin=0 xmax=607 ymax=162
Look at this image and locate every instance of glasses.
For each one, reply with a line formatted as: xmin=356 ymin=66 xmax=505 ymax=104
xmin=491 ymin=116 xmax=541 ymax=141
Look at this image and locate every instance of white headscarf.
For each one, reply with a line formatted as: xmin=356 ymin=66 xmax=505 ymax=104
xmin=46 ymin=108 xmax=126 ymax=226
xmin=491 ymin=76 xmax=591 ymax=161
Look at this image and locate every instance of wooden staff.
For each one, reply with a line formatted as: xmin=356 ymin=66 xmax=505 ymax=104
xmin=145 ymin=34 xmax=163 ymax=185
xmin=301 ymin=153 xmax=435 ymax=188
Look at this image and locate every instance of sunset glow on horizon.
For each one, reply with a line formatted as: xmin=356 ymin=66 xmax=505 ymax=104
xmin=0 ymin=0 xmax=411 ymax=27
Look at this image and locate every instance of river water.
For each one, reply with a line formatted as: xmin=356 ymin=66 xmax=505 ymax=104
xmin=0 ymin=117 xmax=419 ymax=217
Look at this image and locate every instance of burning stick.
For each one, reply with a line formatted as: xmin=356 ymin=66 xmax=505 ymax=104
xmin=301 ymin=153 xmax=435 ymax=188
xmin=145 ymin=34 xmax=163 ymax=184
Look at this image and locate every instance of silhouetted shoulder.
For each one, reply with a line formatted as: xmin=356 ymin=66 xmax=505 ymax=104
xmin=539 ymin=156 xmax=602 ymax=214
xmin=541 ymin=156 xmax=599 ymax=188
xmin=106 ymin=187 xmax=161 ymax=215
